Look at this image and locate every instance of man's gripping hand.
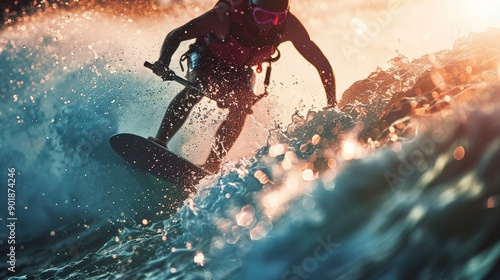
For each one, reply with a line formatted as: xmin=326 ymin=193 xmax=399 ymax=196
xmin=151 ymin=60 xmax=175 ymax=81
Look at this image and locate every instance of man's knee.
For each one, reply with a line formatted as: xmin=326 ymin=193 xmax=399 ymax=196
xmin=227 ymin=93 xmax=255 ymax=114
xmin=174 ymin=88 xmax=203 ymax=104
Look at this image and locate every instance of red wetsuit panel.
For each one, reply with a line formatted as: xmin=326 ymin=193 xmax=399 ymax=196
xmin=206 ymin=37 xmax=275 ymax=67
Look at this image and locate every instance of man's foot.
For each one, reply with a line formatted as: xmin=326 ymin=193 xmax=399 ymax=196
xmin=147 ymin=136 xmax=167 ymax=147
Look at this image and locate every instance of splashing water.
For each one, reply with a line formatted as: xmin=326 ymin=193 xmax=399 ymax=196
xmin=1 ymin=1 xmax=500 ymax=280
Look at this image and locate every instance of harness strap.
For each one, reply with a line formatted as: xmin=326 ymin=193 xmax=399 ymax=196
xmin=177 ymin=44 xmax=282 ymax=105
xmin=179 ymin=44 xmax=199 ymax=72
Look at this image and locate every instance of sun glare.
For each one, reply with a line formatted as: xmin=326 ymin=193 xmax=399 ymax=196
xmin=462 ymin=0 xmax=500 ymax=20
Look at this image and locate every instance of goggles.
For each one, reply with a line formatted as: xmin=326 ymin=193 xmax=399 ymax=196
xmin=252 ymin=7 xmax=288 ymax=25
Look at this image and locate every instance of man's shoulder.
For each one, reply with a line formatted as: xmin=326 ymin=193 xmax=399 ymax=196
xmin=212 ymin=0 xmax=232 ymax=17
xmin=212 ymin=0 xmax=250 ymax=24
xmin=214 ymin=0 xmax=232 ymax=9
xmin=280 ymin=12 xmax=305 ymax=37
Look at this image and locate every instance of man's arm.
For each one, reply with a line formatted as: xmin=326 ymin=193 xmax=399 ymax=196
xmin=156 ymin=2 xmax=231 ymax=67
xmin=282 ymin=13 xmax=337 ymax=108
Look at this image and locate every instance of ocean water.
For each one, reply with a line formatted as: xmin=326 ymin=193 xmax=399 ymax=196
xmin=1 ymin=1 xmax=500 ymax=279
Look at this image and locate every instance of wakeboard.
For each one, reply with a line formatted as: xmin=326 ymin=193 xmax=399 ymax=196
xmin=109 ymin=133 xmax=210 ymax=186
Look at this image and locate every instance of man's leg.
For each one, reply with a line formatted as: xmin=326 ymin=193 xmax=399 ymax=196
xmin=155 ymin=87 xmax=203 ymax=145
xmin=203 ymin=107 xmax=248 ymax=173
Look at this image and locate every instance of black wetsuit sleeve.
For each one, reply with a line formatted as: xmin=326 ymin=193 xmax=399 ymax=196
xmin=282 ymin=13 xmax=337 ymax=107
xmin=157 ymin=2 xmax=231 ymax=66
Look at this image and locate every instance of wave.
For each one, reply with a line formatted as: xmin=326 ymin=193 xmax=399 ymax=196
xmin=1 ymin=1 xmax=500 ymax=278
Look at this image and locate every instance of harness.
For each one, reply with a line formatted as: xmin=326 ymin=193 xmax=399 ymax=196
xmin=179 ymin=0 xmax=285 ymax=95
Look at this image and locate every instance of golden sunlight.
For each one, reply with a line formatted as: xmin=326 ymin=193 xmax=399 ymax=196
xmin=194 ymin=251 xmax=205 ymax=266
xmin=462 ymin=0 xmax=500 ymax=18
xmin=497 ymin=59 xmax=500 ymax=80
xmin=341 ymin=141 xmax=356 ymax=160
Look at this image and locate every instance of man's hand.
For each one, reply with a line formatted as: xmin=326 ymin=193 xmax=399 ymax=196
xmin=152 ymin=60 xmax=167 ymax=73
xmin=151 ymin=60 xmax=175 ymax=81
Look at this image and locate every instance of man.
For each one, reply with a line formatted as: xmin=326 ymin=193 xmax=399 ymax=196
xmin=149 ymin=0 xmax=337 ymax=173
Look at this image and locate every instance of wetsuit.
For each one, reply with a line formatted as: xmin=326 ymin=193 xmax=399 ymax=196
xmin=154 ymin=0 xmax=336 ymax=172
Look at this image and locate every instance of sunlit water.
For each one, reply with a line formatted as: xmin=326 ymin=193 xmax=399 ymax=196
xmin=1 ymin=1 xmax=500 ymax=279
